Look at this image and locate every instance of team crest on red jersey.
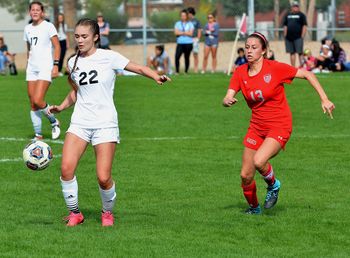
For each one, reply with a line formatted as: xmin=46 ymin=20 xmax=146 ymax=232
xmin=264 ymin=74 xmax=271 ymax=83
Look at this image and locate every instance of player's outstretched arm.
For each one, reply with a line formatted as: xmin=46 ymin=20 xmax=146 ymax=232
xmin=295 ymin=69 xmax=335 ymax=119
xmin=51 ymin=35 xmax=61 ymax=79
xmin=125 ymin=61 xmax=171 ymax=85
xmin=223 ymin=89 xmax=238 ymax=107
xmin=48 ymin=90 xmax=77 ymax=114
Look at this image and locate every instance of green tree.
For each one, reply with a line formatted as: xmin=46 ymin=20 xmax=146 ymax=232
xmin=0 ymin=0 xmax=47 ymax=20
xmin=217 ymin=0 xmax=347 ymax=16
xmin=84 ymin=1 xmax=127 ymax=44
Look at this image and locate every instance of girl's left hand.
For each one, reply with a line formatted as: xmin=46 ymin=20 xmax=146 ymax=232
xmin=156 ymin=75 xmax=171 ymax=85
xmin=321 ymin=99 xmax=335 ymax=119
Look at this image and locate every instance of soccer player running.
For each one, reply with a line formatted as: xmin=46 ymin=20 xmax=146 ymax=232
xmin=24 ymin=1 xmax=61 ymax=140
xmin=223 ymin=32 xmax=335 ymax=214
xmin=48 ymin=18 xmax=170 ymax=226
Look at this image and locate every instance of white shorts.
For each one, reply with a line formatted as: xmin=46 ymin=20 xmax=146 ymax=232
xmin=67 ymin=125 xmax=120 ymax=146
xmin=193 ymin=40 xmax=200 ymax=54
xmin=26 ymin=67 xmax=52 ymax=82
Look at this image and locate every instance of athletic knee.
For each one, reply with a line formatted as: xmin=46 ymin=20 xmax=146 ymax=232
xmin=253 ymin=156 xmax=267 ymax=171
xmin=61 ymin=162 xmax=75 ymax=180
xmin=240 ymin=171 xmax=254 ymax=186
xmin=98 ymin=175 xmax=113 ymax=189
xmin=32 ymin=97 xmax=45 ymax=109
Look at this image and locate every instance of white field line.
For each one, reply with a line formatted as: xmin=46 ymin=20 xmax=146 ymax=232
xmin=1 ymin=154 xmax=62 ymax=163
xmin=0 ymin=137 xmax=64 ymax=145
xmin=1 ymin=134 xmax=349 ymax=163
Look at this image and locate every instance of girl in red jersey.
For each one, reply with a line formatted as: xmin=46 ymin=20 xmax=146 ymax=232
xmin=223 ymin=32 xmax=335 ymax=214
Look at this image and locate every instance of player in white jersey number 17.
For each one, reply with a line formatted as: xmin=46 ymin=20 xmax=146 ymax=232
xmin=48 ymin=18 xmax=170 ymax=227
xmin=24 ymin=1 xmax=61 ymax=140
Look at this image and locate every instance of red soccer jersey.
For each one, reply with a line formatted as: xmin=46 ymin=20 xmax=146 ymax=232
xmin=229 ymin=59 xmax=298 ymax=132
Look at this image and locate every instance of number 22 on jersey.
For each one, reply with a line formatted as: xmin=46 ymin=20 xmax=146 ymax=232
xmin=78 ymin=70 xmax=99 ymax=86
xmin=250 ymin=90 xmax=265 ymax=102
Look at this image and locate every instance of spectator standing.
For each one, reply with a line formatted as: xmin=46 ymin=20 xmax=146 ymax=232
xmin=202 ymin=13 xmax=219 ymax=73
xmin=174 ymin=9 xmax=194 ymax=74
xmin=97 ymin=12 xmax=110 ymax=49
xmin=283 ymin=1 xmax=307 ymax=67
xmin=188 ymin=7 xmax=202 ymax=73
xmin=56 ymin=13 xmax=69 ymax=76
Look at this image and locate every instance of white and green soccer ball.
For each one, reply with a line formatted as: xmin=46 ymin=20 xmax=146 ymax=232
xmin=23 ymin=140 xmax=53 ymax=171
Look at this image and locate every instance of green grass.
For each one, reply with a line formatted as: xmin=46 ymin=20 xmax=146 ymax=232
xmin=0 ymin=72 xmax=349 ymax=257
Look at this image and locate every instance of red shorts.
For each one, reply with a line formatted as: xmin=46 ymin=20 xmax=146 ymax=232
xmin=243 ymin=127 xmax=292 ymax=151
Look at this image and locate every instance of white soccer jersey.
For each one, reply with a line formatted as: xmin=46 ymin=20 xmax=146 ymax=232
xmin=68 ymin=49 xmax=130 ymax=129
xmin=23 ymin=20 xmax=58 ymax=71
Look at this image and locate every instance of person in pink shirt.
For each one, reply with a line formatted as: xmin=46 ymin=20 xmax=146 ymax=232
xmin=301 ymin=48 xmax=316 ymax=71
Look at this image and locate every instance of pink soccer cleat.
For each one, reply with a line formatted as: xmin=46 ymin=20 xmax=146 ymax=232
xmin=63 ymin=212 xmax=84 ymax=227
xmin=101 ymin=211 xmax=114 ymax=227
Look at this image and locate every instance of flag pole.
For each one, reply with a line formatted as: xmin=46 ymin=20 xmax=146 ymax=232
xmin=226 ymin=13 xmax=246 ymax=76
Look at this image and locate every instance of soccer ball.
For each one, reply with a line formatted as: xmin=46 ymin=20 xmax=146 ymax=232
xmin=23 ymin=140 xmax=53 ymax=171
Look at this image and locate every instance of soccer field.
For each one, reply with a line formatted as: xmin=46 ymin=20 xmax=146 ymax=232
xmin=0 ymin=72 xmax=349 ymax=257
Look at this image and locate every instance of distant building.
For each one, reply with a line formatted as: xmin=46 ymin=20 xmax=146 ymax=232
xmin=125 ymin=0 xmax=200 ymax=18
xmin=0 ymin=8 xmax=29 ymax=53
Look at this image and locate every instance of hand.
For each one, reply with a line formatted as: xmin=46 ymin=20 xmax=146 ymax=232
xmin=52 ymin=66 xmax=59 ymax=78
xmin=223 ymin=96 xmax=238 ymax=107
xmin=155 ymin=74 xmax=171 ymax=85
xmin=48 ymin=105 xmax=63 ymax=115
xmin=321 ymin=99 xmax=335 ymax=119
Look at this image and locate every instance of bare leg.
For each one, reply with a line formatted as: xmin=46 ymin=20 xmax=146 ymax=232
xmin=60 ymin=133 xmax=89 ymax=219
xmin=211 ymin=46 xmax=218 ymax=72
xmin=298 ymin=54 xmax=303 ymax=67
xmin=94 ymin=142 xmax=117 ymax=220
xmin=202 ymin=46 xmax=210 ymax=72
xmin=94 ymin=142 xmax=116 ymax=190
xmin=290 ymin=53 xmax=296 ymax=67
xmin=241 ymin=147 xmax=257 ymax=186
xmin=193 ymin=53 xmax=199 ymax=73
xmin=253 ymin=137 xmax=281 ymax=174
xmin=61 ymin=133 xmax=89 ymax=180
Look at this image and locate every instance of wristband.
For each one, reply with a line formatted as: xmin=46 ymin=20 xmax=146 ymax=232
xmin=53 ymin=60 xmax=59 ymax=66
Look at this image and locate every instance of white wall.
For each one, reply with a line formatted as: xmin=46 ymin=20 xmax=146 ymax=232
xmin=0 ymin=8 xmax=30 ymax=53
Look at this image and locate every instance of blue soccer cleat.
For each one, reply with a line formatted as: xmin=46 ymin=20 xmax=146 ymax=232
xmin=264 ymin=179 xmax=281 ymax=209
xmin=245 ymin=204 xmax=262 ymax=215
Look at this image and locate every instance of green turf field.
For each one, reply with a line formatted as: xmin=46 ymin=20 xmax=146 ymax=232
xmin=0 ymin=72 xmax=349 ymax=257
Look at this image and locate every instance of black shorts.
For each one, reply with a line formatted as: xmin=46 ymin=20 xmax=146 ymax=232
xmin=285 ymin=38 xmax=304 ymax=54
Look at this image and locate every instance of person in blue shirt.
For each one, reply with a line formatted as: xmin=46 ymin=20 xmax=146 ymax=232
xmin=188 ymin=7 xmax=202 ymax=73
xmin=202 ymin=13 xmax=220 ymax=73
xmin=231 ymin=47 xmax=247 ymax=73
xmin=174 ymin=9 xmax=194 ymax=74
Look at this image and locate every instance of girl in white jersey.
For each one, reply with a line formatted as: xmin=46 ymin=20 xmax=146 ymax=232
xmin=24 ymin=1 xmax=61 ymax=140
xmin=49 ymin=18 xmax=170 ymax=227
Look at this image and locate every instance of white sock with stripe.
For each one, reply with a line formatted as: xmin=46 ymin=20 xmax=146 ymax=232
xmin=61 ymin=176 xmax=80 ymax=214
xmin=30 ymin=110 xmax=42 ymax=135
xmin=99 ymin=182 xmax=116 ymax=213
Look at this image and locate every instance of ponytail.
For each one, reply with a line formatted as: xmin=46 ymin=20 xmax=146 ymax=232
xmin=67 ymin=50 xmax=80 ymax=91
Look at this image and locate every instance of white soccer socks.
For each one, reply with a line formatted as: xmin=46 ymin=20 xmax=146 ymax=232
xmin=99 ymin=182 xmax=117 ymax=213
xmin=61 ymin=176 xmax=80 ymax=214
xmin=30 ymin=110 xmax=42 ymax=136
xmin=40 ymin=103 xmax=57 ymax=124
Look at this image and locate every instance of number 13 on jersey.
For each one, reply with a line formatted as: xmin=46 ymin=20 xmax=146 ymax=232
xmin=250 ymin=90 xmax=265 ymax=102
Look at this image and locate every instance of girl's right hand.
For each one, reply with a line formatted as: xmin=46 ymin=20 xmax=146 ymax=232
xmin=223 ymin=97 xmax=238 ymax=107
xmin=48 ymin=105 xmax=63 ymax=114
